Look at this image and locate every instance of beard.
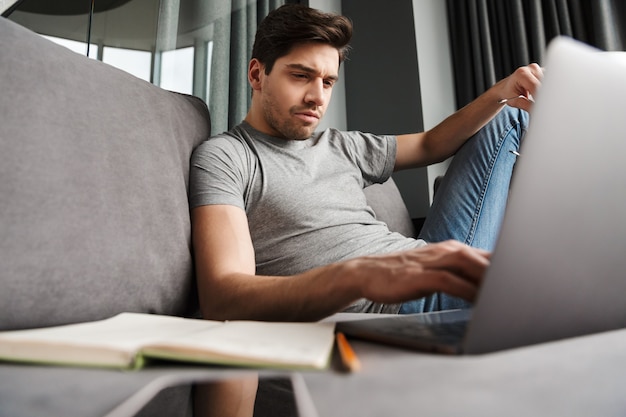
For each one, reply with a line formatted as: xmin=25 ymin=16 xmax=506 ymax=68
xmin=262 ymin=94 xmax=320 ymax=140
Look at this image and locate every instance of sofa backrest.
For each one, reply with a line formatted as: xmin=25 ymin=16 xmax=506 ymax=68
xmin=364 ymin=180 xmax=416 ymax=239
xmin=0 ymin=18 xmax=211 ymax=330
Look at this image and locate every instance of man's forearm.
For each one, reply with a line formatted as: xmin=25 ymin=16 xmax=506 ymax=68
xmin=198 ymin=264 xmax=361 ymax=322
xmin=198 ymin=241 xmax=488 ymax=322
xmin=422 ymin=81 xmax=507 ymax=162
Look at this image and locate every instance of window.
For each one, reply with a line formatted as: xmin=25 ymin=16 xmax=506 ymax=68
xmin=5 ymin=0 xmax=293 ymax=133
xmin=103 ymin=46 xmax=152 ymax=82
xmin=41 ymin=35 xmax=98 ymax=59
xmin=160 ymin=46 xmax=194 ymax=95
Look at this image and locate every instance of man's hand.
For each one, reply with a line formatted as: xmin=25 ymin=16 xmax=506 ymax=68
xmin=342 ymin=240 xmax=490 ymax=304
xmin=497 ymin=63 xmax=544 ymax=112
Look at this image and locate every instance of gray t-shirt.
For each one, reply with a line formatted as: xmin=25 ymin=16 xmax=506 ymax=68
xmin=190 ymin=122 xmax=426 ymax=313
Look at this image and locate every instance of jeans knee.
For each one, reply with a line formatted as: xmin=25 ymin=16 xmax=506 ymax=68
xmin=499 ymin=106 xmax=530 ymax=136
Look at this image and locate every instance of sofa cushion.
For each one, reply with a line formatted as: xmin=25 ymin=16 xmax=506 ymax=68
xmin=0 ymin=18 xmax=210 ymax=330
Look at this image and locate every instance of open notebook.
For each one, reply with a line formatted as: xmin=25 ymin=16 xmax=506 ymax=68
xmin=338 ymin=37 xmax=626 ymax=354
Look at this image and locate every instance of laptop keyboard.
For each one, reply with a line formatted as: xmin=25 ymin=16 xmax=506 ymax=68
xmin=368 ymin=315 xmax=468 ymax=344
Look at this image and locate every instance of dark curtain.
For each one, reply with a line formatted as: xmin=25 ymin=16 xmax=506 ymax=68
xmin=208 ymin=0 xmax=285 ymax=135
xmin=447 ymin=0 xmax=626 ymax=108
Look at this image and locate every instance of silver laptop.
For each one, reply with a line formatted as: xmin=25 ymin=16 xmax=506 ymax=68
xmin=337 ymin=37 xmax=626 ymax=354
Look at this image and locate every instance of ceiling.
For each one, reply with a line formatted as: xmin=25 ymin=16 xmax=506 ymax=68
xmin=12 ymin=0 xmax=134 ymax=15
xmin=5 ymin=0 xmax=232 ymax=51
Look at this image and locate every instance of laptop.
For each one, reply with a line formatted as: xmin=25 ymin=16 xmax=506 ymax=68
xmin=337 ymin=37 xmax=626 ymax=354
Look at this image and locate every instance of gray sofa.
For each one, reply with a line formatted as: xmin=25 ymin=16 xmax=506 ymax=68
xmin=0 ymin=16 xmax=416 ymax=416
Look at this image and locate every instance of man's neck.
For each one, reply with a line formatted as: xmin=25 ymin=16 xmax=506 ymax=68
xmin=244 ymin=110 xmax=274 ymax=138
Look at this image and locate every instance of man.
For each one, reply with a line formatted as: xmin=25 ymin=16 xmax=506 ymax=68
xmin=189 ymin=4 xmax=542 ymax=324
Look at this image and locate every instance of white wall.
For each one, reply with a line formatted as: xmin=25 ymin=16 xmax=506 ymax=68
xmin=311 ymin=0 xmax=455 ymax=205
xmin=412 ymin=0 xmax=455 ymax=202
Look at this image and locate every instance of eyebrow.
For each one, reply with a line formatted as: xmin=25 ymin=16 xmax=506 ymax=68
xmin=285 ymin=63 xmax=339 ymax=82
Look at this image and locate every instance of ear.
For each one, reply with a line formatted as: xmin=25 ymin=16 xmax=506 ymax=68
xmin=248 ymin=58 xmax=264 ymax=91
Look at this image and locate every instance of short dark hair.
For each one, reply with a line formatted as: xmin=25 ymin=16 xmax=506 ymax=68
xmin=251 ymin=4 xmax=353 ymax=74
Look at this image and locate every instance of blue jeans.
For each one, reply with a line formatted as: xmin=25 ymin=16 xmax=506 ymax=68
xmin=399 ymin=106 xmax=529 ymax=314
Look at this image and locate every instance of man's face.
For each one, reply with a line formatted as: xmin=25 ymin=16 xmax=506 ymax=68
xmin=252 ymin=43 xmax=339 ymax=140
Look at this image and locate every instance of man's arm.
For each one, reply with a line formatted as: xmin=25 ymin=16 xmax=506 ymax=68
xmin=395 ymin=64 xmax=543 ymax=170
xmin=192 ymin=205 xmax=490 ymax=321
xmin=192 ymin=204 xmax=357 ymax=321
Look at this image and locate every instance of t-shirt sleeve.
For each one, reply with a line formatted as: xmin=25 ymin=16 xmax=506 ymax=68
xmin=189 ymin=136 xmax=249 ymax=210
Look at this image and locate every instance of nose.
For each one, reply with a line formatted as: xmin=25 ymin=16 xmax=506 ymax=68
xmin=304 ymin=79 xmax=325 ymax=107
